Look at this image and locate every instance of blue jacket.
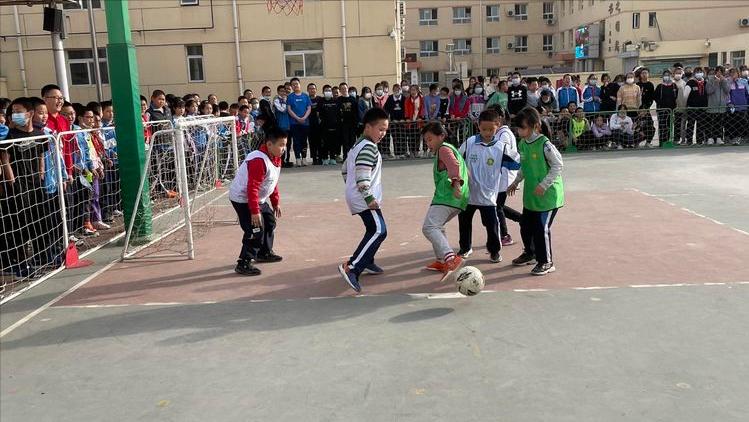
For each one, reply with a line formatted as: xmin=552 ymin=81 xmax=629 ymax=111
xmin=729 ymin=79 xmax=749 ymax=111
xmin=423 ymin=94 xmax=441 ymax=119
xmin=71 ymin=124 xmax=93 ymax=171
xmin=556 ymin=86 xmax=581 ymax=109
xmin=582 ymin=86 xmax=602 ymax=113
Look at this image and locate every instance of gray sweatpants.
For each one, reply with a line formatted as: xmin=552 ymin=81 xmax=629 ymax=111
xmin=422 ymin=205 xmax=461 ymax=260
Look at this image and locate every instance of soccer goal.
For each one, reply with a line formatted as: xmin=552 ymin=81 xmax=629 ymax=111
xmin=121 ymin=116 xmax=239 ymax=260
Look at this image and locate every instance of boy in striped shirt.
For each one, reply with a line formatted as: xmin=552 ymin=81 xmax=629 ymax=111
xmin=338 ymin=108 xmax=390 ymax=292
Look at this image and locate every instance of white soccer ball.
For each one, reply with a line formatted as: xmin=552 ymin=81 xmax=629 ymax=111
xmin=455 ymin=266 xmax=485 ymax=296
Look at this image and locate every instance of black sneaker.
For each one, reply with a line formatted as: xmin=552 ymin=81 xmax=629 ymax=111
xmin=235 ymin=260 xmax=261 ymax=276
xmin=512 ymin=252 xmax=536 ymax=266
xmin=458 ymin=248 xmax=473 ymax=258
xmin=256 ymin=252 xmax=283 ymax=263
xmin=531 ymin=262 xmax=555 ymax=276
xmin=489 ymin=252 xmax=502 ymax=263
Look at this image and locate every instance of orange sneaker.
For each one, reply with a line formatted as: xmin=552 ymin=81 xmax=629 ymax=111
xmin=440 ymin=255 xmax=464 ymax=282
xmin=425 ymin=261 xmax=445 ymax=272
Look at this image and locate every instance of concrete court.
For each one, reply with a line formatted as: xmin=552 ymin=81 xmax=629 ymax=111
xmin=1 ymin=147 xmax=748 ymax=421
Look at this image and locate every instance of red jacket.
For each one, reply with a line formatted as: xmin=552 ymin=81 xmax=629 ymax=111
xmin=46 ymin=112 xmax=74 ymax=175
xmin=404 ymin=95 xmax=424 ymax=120
xmin=246 ymin=144 xmax=281 ymax=215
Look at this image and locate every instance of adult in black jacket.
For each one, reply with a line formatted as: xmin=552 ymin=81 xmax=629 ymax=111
xmin=654 ymin=70 xmax=679 ymax=146
xmin=318 ymin=85 xmax=341 ymax=165
xmin=685 ymin=68 xmax=708 ymax=144
xmin=258 ymin=86 xmax=276 ymax=127
xmin=383 ymin=84 xmax=406 ymax=156
xmin=636 ymin=68 xmax=655 ymax=110
xmin=600 ymin=73 xmax=619 ymax=112
xmin=337 ymin=82 xmax=358 ymax=158
xmin=507 ymin=72 xmax=528 ymax=117
xmin=306 ymin=83 xmax=323 ymax=165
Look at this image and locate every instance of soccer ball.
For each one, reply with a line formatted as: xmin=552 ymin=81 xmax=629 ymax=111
xmin=455 ymin=266 xmax=485 ymax=296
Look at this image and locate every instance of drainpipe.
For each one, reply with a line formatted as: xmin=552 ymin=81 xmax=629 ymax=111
xmin=13 ymin=6 xmax=29 ymax=96
xmin=340 ymin=0 xmax=349 ymax=83
xmin=231 ymin=0 xmax=244 ymax=94
xmin=87 ymin=0 xmax=103 ymax=101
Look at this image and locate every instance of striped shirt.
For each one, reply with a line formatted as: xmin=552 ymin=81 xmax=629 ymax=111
xmin=343 ymin=138 xmax=383 ymax=214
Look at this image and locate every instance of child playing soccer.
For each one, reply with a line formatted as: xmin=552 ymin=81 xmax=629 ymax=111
xmin=457 ymin=109 xmax=518 ymax=265
xmin=228 ymin=127 xmax=287 ymax=276
xmin=507 ymin=107 xmax=564 ymax=276
xmin=420 ymin=121 xmax=470 ymax=280
xmin=338 ymin=107 xmax=390 ymax=292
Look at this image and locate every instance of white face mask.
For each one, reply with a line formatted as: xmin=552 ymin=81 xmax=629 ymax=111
xmin=401 ymin=86 xmax=409 ymax=94
xmin=589 ymin=80 xmax=598 ymax=86
xmin=252 ymin=104 xmax=259 ymax=110
xmin=474 ymin=87 xmax=483 ymax=94
xmin=364 ymin=92 xmax=372 ymax=99
xmin=662 ymin=76 xmax=672 ymax=83
xmin=324 ymin=91 xmax=333 ymax=99
xmin=695 ymin=72 xmax=704 ymax=80
xmin=541 ymin=83 xmax=549 ymax=89
xmin=674 ymin=74 xmax=683 ymax=81
xmin=626 ymin=78 xmax=635 ymax=84
xmin=512 ymin=78 xmax=520 ymax=85
xmin=12 ymin=112 xmax=28 ymax=126
xmin=743 ymin=70 xmax=749 ymax=77
xmin=375 ymin=89 xmax=384 ymax=96
xmin=454 ymin=89 xmax=462 ymax=96
xmin=349 ymin=91 xmax=357 ymax=97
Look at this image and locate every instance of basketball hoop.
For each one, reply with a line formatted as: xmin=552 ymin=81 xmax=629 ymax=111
xmin=267 ymin=0 xmax=303 ymax=16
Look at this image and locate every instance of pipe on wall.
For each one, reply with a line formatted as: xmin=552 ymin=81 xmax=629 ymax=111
xmin=231 ymin=0 xmax=244 ymax=94
xmin=340 ymin=0 xmax=349 ymax=83
xmin=13 ymin=5 xmax=29 ymax=96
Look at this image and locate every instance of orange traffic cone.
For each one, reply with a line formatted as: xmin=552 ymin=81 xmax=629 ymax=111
xmin=65 ymin=241 xmax=94 ymax=269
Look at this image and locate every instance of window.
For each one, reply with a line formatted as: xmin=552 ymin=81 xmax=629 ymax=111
xmin=632 ymin=12 xmax=640 ymax=29
xmin=185 ymin=45 xmax=205 ymax=82
xmin=514 ymin=4 xmax=528 ymax=20
xmin=180 ymin=0 xmax=199 ymax=5
xmin=543 ymin=2 xmax=554 ymax=19
xmin=487 ymin=68 xmax=500 ymax=77
xmin=721 ymin=51 xmax=728 ymax=65
xmin=543 ymin=34 xmax=554 ymax=52
xmin=283 ymin=40 xmax=323 ymax=78
xmin=708 ymin=52 xmax=718 ymax=68
xmin=487 ymin=37 xmax=500 ymax=54
xmin=419 ymin=8 xmax=438 ymax=25
xmin=486 ymin=4 xmax=500 ymax=22
xmin=420 ymin=71 xmax=439 ymax=87
xmin=419 ymin=40 xmax=438 ymax=57
xmin=453 ymin=7 xmax=471 ymax=24
xmin=67 ymin=48 xmax=108 ymax=85
xmin=514 ymin=36 xmax=528 ymax=52
xmin=731 ymin=50 xmax=746 ymax=68
xmin=454 ymin=38 xmax=472 ymax=55
xmin=63 ymin=0 xmax=101 ymax=9
xmin=648 ymin=12 xmax=656 ymax=27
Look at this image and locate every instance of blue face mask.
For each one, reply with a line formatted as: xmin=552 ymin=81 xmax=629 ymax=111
xmin=12 ymin=112 xmax=27 ymax=126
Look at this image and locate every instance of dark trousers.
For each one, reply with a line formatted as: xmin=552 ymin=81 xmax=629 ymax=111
xmin=321 ymin=128 xmax=340 ymax=160
xmin=66 ymin=176 xmax=88 ymax=233
xmin=231 ymin=200 xmax=276 ymax=262
xmin=656 ymin=108 xmax=673 ymax=145
xmin=707 ymin=112 xmax=724 ymax=140
xmin=520 ymin=207 xmax=559 ymax=265
xmin=309 ymin=126 xmax=321 ymax=162
xmin=687 ymin=109 xmax=707 ymax=144
xmin=496 ymin=192 xmax=521 ymax=237
xmin=289 ymin=124 xmax=309 ymax=161
xmin=726 ymin=110 xmax=749 ymax=139
xmin=458 ymin=205 xmax=501 ymax=255
xmin=674 ymin=109 xmax=686 ymax=142
xmin=347 ymin=209 xmax=387 ymax=276
xmin=340 ymin=125 xmax=356 ymax=159
xmin=101 ymin=163 xmax=121 ymax=220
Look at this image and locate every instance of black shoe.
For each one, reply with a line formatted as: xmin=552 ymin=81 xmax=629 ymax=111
xmin=256 ymin=252 xmax=283 ymax=263
xmin=531 ymin=262 xmax=555 ymax=276
xmin=313 ymin=158 xmax=323 ymax=165
xmin=489 ymin=252 xmax=502 ymax=263
xmin=235 ymin=260 xmax=261 ymax=276
xmin=512 ymin=252 xmax=536 ymax=266
xmin=282 ymin=161 xmax=293 ymax=168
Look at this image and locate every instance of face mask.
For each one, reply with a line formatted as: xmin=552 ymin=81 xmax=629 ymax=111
xmin=349 ymin=91 xmax=357 ymax=97
xmin=375 ymin=89 xmax=384 ymax=96
xmin=12 ymin=113 xmax=27 ymax=126
xmin=541 ymin=83 xmax=549 ymax=89
xmin=401 ymin=86 xmax=409 ymax=94
xmin=454 ymin=89 xmax=462 ymax=96
xmin=512 ymin=78 xmax=520 ymax=85
xmin=364 ymin=92 xmax=372 ymax=99
xmin=474 ymin=87 xmax=483 ymax=94
xmin=263 ymin=95 xmax=271 ymax=101
xmin=589 ymin=80 xmax=598 ymax=86
xmin=674 ymin=74 xmax=683 ymax=81
xmin=742 ymin=70 xmax=749 ymax=77
xmin=695 ymin=72 xmax=704 ymax=80
xmin=662 ymin=76 xmax=672 ymax=83
xmin=252 ymin=104 xmax=259 ymax=110
xmin=626 ymin=78 xmax=635 ymax=84
xmin=324 ymin=91 xmax=333 ymax=99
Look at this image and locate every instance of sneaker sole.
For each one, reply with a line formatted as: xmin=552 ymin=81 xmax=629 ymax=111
xmin=235 ymin=268 xmax=261 ymax=276
xmin=490 ymin=256 xmax=503 ymax=263
xmin=531 ymin=266 xmax=556 ymax=276
xmin=512 ymin=259 xmax=536 ymax=267
xmin=338 ymin=264 xmax=361 ymax=292
xmin=458 ymin=249 xmax=473 ymax=258
xmin=425 ymin=267 xmax=443 ymax=272
xmin=363 ymin=268 xmax=384 ymax=275
xmin=441 ymin=259 xmax=466 ymax=282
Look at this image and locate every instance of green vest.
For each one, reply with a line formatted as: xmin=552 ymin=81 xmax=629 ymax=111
xmin=519 ymin=135 xmax=565 ymax=211
xmin=432 ymin=143 xmax=469 ymax=210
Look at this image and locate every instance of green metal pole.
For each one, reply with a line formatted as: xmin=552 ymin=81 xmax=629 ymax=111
xmin=105 ymin=0 xmax=152 ymax=237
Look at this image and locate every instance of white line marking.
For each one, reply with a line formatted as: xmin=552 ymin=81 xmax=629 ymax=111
xmin=573 ymin=286 xmax=619 ymax=290
xmin=397 ymin=195 xmax=428 ymax=199
xmin=703 ymin=282 xmax=726 ymax=286
xmin=55 ymin=303 xmax=132 ymax=309
xmin=513 ymin=288 xmax=549 ymax=292
xmin=0 ymin=261 xmax=118 ymax=339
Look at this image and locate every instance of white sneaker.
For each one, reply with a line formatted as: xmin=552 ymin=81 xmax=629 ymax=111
xmin=617 ymin=145 xmax=623 ymax=150
xmin=638 ymin=141 xmax=647 ymax=148
xmin=112 ymin=210 xmax=123 ymax=217
xmin=707 ymin=138 xmax=715 ymax=145
xmin=295 ymin=158 xmax=302 ymax=167
xmin=716 ymin=138 xmax=724 ymax=145
xmin=647 ymin=143 xmax=655 ymax=148
xmin=93 ymin=221 xmax=111 ymax=230
xmin=733 ymin=138 xmax=742 ymax=145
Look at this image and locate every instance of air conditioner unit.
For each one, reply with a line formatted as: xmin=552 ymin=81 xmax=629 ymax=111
xmin=546 ymin=18 xmax=557 ymax=25
xmin=507 ymin=42 xmax=514 ymax=49
xmin=507 ymin=10 xmax=515 ymax=17
xmin=739 ymin=17 xmax=749 ymax=27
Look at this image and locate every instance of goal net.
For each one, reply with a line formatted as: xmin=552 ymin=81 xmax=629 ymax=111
xmin=121 ymin=116 xmax=238 ymax=260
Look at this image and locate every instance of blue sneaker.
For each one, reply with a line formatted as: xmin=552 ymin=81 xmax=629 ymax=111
xmin=338 ymin=262 xmax=361 ymax=293
xmin=363 ymin=262 xmax=384 ymax=275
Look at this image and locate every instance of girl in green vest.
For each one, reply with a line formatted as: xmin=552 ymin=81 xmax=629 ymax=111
xmin=507 ymin=107 xmax=564 ymax=276
xmin=420 ymin=122 xmax=470 ymax=280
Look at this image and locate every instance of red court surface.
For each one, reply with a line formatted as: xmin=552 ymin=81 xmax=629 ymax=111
xmin=57 ymin=190 xmax=749 ymax=306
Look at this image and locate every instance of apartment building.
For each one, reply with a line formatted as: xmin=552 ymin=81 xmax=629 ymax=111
xmin=0 ymin=0 xmax=401 ymax=102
